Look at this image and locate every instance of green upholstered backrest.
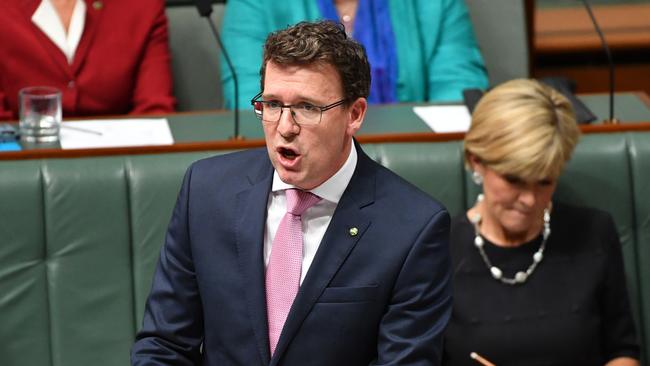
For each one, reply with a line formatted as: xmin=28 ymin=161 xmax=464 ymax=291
xmin=1 ymin=133 xmax=649 ymax=365
xmin=464 ymin=0 xmax=531 ymax=86
xmin=166 ymin=4 xmax=225 ymax=111
xmin=0 ymin=152 xmax=219 ymax=366
xmin=628 ymin=132 xmax=650 ymax=363
xmin=364 ymin=142 xmax=467 ymax=216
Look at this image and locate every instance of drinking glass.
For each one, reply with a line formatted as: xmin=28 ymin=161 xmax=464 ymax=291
xmin=19 ymin=86 xmax=62 ymax=143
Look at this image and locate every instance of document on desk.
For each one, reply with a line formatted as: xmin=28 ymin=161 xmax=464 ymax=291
xmin=59 ymin=118 xmax=174 ymax=149
xmin=413 ymin=105 xmax=471 ymax=133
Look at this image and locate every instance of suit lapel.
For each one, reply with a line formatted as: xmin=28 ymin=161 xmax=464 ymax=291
xmin=18 ymin=0 xmax=105 ymax=76
xmin=270 ymin=145 xmax=376 ymax=365
xmin=234 ymin=157 xmax=274 ymax=365
xmin=19 ymin=0 xmax=71 ymax=78
xmin=71 ymin=0 xmax=103 ymax=74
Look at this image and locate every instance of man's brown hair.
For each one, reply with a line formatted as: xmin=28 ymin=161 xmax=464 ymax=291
xmin=260 ymin=20 xmax=371 ymax=102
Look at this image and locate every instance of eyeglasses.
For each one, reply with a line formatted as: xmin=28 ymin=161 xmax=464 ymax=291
xmin=251 ymin=92 xmax=347 ymax=125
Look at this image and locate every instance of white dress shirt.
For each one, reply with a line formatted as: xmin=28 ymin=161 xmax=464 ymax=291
xmin=32 ymin=0 xmax=86 ymax=64
xmin=264 ymin=142 xmax=358 ymax=284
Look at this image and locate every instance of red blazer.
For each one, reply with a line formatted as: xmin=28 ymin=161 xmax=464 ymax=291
xmin=0 ymin=0 xmax=176 ymax=121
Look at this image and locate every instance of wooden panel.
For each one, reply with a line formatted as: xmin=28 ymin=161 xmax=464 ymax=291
xmin=533 ymin=4 xmax=650 ymax=95
xmin=535 ymin=4 xmax=650 ymax=53
xmin=534 ymin=63 xmax=650 ymax=94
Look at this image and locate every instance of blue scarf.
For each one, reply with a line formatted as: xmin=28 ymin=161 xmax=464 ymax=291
xmin=317 ymin=0 xmax=398 ymax=104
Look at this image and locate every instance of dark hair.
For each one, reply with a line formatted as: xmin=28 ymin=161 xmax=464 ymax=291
xmin=260 ymin=20 xmax=371 ymax=102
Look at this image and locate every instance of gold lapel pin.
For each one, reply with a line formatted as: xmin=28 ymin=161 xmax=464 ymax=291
xmin=349 ymin=227 xmax=359 ymax=237
xmin=92 ymin=1 xmax=103 ymax=10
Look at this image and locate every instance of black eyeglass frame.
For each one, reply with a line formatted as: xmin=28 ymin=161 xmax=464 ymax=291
xmin=250 ymin=92 xmax=348 ymax=125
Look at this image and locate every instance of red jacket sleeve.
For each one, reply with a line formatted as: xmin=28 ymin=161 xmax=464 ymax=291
xmin=130 ymin=0 xmax=176 ymax=114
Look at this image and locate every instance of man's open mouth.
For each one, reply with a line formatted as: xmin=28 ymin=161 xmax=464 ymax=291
xmin=279 ymin=147 xmax=299 ymax=160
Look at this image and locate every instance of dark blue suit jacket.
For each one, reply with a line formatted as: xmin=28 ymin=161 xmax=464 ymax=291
xmin=132 ymin=145 xmax=452 ymax=365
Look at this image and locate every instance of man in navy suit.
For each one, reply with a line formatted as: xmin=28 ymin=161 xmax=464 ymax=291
xmin=132 ymin=20 xmax=452 ymax=366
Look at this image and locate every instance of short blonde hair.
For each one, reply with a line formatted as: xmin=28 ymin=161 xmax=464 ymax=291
xmin=464 ymin=79 xmax=581 ymax=180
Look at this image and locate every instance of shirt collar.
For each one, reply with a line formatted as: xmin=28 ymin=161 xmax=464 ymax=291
xmin=32 ymin=0 xmax=86 ymax=64
xmin=272 ymin=141 xmax=358 ymax=204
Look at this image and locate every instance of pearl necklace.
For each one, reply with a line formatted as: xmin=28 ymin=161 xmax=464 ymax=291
xmin=340 ymin=14 xmax=354 ymax=35
xmin=470 ymin=197 xmax=551 ymax=285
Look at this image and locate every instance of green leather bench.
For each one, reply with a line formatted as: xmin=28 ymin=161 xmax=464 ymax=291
xmin=1 ymin=132 xmax=649 ymax=365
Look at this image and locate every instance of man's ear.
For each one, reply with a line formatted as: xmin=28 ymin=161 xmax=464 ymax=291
xmin=346 ymin=97 xmax=367 ymax=136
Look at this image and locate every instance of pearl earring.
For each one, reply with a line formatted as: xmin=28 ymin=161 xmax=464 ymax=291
xmin=472 ymin=171 xmax=483 ymax=185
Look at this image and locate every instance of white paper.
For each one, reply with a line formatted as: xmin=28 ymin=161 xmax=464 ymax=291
xmin=412 ymin=105 xmax=471 ymax=133
xmin=59 ymin=118 xmax=174 ymax=149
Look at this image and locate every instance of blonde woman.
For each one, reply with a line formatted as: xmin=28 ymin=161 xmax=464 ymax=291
xmin=443 ymin=79 xmax=640 ymax=365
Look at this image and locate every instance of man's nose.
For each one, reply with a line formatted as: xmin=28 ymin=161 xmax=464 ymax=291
xmin=277 ymin=107 xmax=300 ymax=137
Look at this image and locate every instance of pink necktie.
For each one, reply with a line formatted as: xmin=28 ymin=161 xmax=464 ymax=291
xmin=266 ymin=189 xmax=321 ymax=355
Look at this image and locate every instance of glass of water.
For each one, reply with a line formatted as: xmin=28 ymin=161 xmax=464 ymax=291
xmin=19 ymin=86 xmax=62 ymax=143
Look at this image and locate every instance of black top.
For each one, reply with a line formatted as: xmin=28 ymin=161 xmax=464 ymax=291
xmin=443 ymin=203 xmax=639 ymax=366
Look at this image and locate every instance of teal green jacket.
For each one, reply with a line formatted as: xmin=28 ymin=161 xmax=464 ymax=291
xmin=221 ymin=0 xmax=488 ymax=109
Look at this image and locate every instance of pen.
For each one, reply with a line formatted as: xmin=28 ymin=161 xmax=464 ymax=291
xmin=470 ymin=352 xmax=496 ymax=366
xmin=61 ymin=124 xmax=103 ymax=136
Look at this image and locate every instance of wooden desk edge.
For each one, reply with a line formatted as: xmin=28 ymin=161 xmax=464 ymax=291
xmin=3 ymin=123 xmax=650 ymax=161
